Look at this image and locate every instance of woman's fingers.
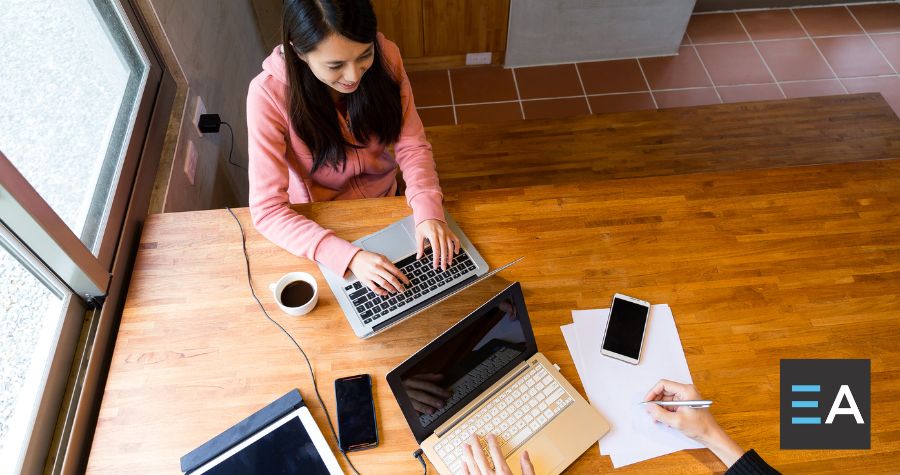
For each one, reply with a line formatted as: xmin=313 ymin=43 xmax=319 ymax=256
xmin=486 ymin=435 xmax=505 ymax=470
xmin=468 ymin=436 xmax=493 ymax=475
xmin=416 ymin=234 xmax=426 ymax=260
xmin=462 ymin=444 xmax=481 ymax=475
xmin=520 ymin=451 xmax=535 ymax=475
xmin=366 ymin=275 xmax=390 ymax=296
xmin=440 ymin=233 xmax=450 ymax=270
xmin=372 ymin=261 xmax=407 ymax=293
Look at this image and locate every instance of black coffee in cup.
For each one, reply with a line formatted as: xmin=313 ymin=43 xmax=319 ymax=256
xmin=280 ymin=280 xmax=315 ymax=307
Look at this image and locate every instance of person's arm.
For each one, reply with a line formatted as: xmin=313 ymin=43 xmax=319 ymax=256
xmin=644 ymin=380 xmax=779 ymax=474
xmin=380 ymin=37 xmax=444 ymax=227
xmin=379 ymin=36 xmax=460 ymax=270
xmin=246 ymin=77 xmax=360 ymax=277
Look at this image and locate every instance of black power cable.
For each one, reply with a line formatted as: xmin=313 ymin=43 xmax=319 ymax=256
xmin=220 ymin=121 xmax=247 ymax=171
xmin=197 ymin=113 xmax=247 ymax=171
xmin=225 ymin=207 xmax=361 ymax=475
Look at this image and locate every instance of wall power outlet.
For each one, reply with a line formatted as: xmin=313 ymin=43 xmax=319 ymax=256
xmin=183 ymin=139 xmax=198 ymax=185
xmin=192 ymin=95 xmax=206 ymax=137
xmin=465 ymin=52 xmax=492 ymax=65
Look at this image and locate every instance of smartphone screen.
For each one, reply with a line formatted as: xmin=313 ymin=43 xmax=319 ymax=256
xmin=602 ymin=297 xmax=650 ymax=361
xmin=335 ymin=374 xmax=378 ymax=452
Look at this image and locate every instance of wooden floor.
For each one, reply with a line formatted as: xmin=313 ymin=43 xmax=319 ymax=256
xmin=427 ymin=93 xmax=900 ymax=193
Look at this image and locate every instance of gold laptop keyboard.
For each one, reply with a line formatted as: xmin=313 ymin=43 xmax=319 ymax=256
xmin=434 ymin=364 xmax=573 ymax=474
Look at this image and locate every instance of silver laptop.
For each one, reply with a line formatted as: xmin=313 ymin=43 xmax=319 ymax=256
xmin=387 ymin=282 xmax=609 ymax=475
xmin=320 ymin=211 xmax=500 ymax=339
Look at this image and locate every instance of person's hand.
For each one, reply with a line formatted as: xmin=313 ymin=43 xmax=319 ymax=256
xmin=402 ymin=373 xmax=450 ymax=415
xmin=462 ymin=434 xmax=534 ymax=475
xmin=415 ymin=219 xmax=460 ymax=271
xmin=347 ymin=250 xmax=409 ymax=296
xmin=643 ymin=379 xmax=744 ymax=467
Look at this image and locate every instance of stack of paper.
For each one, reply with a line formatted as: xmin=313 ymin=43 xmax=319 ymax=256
xmin=561 ymin=304 xmax=704 ymax=468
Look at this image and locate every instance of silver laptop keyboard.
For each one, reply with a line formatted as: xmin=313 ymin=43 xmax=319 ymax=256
xmin=418 ymin=346 xmax=521 ymax=427
xmin=343 ymin=247 xmax=477 ymax=325
xmin=434 ymin=364 xmax=574 ymax=474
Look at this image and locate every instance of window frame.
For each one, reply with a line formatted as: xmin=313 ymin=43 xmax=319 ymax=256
xmin=0 ymin=0 xmax=175 ymax=472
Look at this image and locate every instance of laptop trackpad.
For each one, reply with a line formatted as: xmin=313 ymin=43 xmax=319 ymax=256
xmin=357 ymin=225 xmax=414 ymax=262
xmin=509 ymin=438 xmax=564 ymax=475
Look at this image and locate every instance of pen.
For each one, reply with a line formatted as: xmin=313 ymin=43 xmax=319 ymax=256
xmin=640 ymin=400 xmax=712 ymax=409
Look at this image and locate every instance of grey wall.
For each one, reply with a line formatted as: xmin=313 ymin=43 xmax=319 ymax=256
xmin=505 ymin=0 xmax=696 ymax=68
xmin=695 ymin=0 xmax=875 ymax=11
xmin=139 ymin=0 xmax=265 ymax=212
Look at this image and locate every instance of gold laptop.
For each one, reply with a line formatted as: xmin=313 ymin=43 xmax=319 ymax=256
xmin=387 ymin=282 xmax=609 ymax=474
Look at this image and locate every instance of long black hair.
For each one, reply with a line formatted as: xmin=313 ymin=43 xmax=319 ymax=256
xmin=282 ymin=0 xmax=402 ymax=173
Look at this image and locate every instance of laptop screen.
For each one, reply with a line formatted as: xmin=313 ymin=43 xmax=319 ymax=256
xmin=387 ymin=282 xmax=537 ymax=443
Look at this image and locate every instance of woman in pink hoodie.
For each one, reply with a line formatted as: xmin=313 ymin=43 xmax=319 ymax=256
xmin=247 ymin=0 xmax=459 ymax=297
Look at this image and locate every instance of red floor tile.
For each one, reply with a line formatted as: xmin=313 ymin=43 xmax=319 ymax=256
xmin=792 ymin=6 xmax=863 ymax=37
xmin=455 ymin=102 xmax=522 ymax=124
xmin=738 ymin=9 xmax=806 ymax=41
xmin=450 ymin=66 xmax=518 ymax=104
xmin=842 ymin=76 xmax=900 ymax=117
xmin=815 ymin=36 xmax=894 ymax=78
xmin=871 ymin=33 xmax=900 ymax=72
xmin=848 ymin=4 xmax=900 ymax=34
xmin=695 ymin=43 xmax=773 ymax=86
xmin=522 ymin=98 xmax=590 ymax=120
xmin=718 ymin=84 xmax=784 ymax=103
xmin=577 ymin=59 xmax=648 ymax=95
xmin=780 ymin=80 xmax=846 ymax=98
xmin=588 ymin=93 xmax=656 ymax=114
xmin=654 ymin=88 xmax=721 ymax=108
xmin=407 ymin=70 xmax=452 ymax=107
xmin=756 ymin=39 xmax=835 ymax=81
xmin=514 ymin=64 xmax=583 ymax=100
xmin=417 ymin=107 xmax=455 ymax=127
xmin=639 ymin=47 xmax=712 ymax=90
xmin=687 ymin=13 xmax=749 ymax=44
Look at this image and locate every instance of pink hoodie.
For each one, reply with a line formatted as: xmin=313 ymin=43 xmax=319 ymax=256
xmin=246 ymin=34 xmax=444 ymax=277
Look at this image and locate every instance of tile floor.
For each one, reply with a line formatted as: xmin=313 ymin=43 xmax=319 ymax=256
xmin=408 ymin=3 xmax=900 ymax=126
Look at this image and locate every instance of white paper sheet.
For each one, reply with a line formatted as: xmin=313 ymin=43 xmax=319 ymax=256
xmin=561 ymin=305 xmax=703 ymax=468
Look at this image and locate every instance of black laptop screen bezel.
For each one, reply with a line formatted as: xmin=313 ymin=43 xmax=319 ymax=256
xmin=385 ymin=282 xmax=537 ymax=444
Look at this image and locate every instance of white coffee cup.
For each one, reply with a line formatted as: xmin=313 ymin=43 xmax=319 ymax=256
xmin=268 ymin=272 xmax=318 ymax=316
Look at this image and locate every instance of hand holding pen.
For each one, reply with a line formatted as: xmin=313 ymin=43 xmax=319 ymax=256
xmin=643 ymin=379 xmax=744 ymax=467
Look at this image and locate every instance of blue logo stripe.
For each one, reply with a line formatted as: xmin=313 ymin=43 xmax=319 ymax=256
xmin=791 ymin=400 xmax=819 ymax=408
xmin=791 ymin=385 xmax=821 ymax=392
xmin=792 ymin=417 xmax=822 ymax=424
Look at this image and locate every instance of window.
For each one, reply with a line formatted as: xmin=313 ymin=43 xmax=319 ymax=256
xmin=0 ymin=0 xmax=148 ymax=252
xmin=0 ymin=0 xmax=166 ymax=472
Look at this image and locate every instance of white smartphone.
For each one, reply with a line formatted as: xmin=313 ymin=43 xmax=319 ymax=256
xmin=600 ymin=293 xmax=651 ymax=365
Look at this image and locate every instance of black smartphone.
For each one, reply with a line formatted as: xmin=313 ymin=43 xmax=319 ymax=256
xmin=335 ymin=374 xmax=378 ymax=452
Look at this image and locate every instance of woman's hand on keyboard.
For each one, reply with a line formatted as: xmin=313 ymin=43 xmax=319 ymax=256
xmin=415 ymin=219 xmax=460 ymax=271
xmin=462 ymin=434 xmax=534 ymax=475
xmin=348 ymin=250 xmax=409 ymax=296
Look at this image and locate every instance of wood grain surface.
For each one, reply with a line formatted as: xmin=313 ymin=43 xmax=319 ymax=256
xmin=87 ymin=158 xmax=900 ymax=474
xmin=427 ymin=94 xmax=900 ymax=193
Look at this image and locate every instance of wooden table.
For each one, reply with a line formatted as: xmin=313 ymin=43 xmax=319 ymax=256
xmin=87 ymin=158 xmax=900 ymax=473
